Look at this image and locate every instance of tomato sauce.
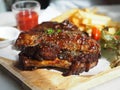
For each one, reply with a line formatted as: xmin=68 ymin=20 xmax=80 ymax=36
xmin=16 ymin=10 xmax=38 ymax=31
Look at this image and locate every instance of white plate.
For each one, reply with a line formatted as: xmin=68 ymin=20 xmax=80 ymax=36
xmin=0 ymin=26 xmax=20 ymax=48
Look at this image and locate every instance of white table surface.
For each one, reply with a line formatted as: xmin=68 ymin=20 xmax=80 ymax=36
xmin=0 ymin=5 xmax=120 ymax=90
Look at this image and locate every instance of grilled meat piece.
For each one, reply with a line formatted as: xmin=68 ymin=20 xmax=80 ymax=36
xmin=15 ymin=20 xmax=101 ymax=76
xmin=15 ymin=20 xmax=79 ymax=50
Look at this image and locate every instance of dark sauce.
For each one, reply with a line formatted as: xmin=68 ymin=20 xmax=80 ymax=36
xmin=0 ymin=38 xmax=6 ymax=41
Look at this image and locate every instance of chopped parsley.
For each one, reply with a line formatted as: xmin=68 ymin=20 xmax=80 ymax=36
xmin=57 ymin=29 xmax=61 ymax=33
xmin=46 ymin=28 xmax=62 ymax=35
xmin=47 ymin=28 xmax=54 ymax=35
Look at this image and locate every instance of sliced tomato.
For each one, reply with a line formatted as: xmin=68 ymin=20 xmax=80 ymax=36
xmin=92 ymin=26 xmax=101 ymax=41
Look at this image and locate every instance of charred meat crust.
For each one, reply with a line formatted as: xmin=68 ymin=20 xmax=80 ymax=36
xmin=15 ymin=20 xmax=101 ymax=76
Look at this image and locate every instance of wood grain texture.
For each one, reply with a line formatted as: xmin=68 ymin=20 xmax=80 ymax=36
xmin=0 ymin=57 xmax=120 ymax=90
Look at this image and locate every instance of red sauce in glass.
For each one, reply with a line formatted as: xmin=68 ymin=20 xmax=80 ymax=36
xmin=16 ymin=10 xmax=38 ymax=31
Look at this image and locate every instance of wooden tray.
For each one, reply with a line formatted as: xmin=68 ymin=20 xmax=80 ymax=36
xmin=0 ymin=57 xmax=120 ymax=90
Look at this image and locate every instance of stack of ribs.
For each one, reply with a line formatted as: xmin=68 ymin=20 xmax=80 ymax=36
xmin=15 ymin=20 xmax=101 ymax=76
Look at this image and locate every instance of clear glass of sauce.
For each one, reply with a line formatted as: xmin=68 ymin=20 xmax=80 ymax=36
xmin=12 ymin=1 xmax=40 ymax=32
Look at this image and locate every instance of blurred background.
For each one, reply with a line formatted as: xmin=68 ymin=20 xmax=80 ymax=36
xmin=0 ymin=0 xmax=120 ymax=13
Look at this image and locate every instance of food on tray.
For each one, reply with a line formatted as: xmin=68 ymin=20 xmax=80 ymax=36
xmin=15 ymin=8 xmax=120 ymax=76
xmin=101 ymin=27 xmax=120 ymax=68
xmin=15 ymin=20 xmax=101 ymax=76
xmin=52 ymin=8 xmax=120 ymax=35
xmin=52 ymin=8 xmax=120 ymax=66
xmin=51 ymin=8 xmax=120 ymax=44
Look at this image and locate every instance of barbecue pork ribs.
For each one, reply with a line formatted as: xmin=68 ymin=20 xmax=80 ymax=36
xmin=15 ymin=20 xmax=101 ymax=76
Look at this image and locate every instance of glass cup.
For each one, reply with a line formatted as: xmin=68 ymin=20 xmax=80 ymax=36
xmin=12 ymin=1 xmax=40 ymax=32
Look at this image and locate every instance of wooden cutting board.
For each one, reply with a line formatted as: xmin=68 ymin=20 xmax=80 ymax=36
xmin=0 ymin=57 xmax=120 ymax=90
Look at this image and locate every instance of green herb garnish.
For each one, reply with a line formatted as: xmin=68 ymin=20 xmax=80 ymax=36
xmin=46 ymin=28 xmax=62 ymax=35
xmin=47 ymin=28 xmax=54 ymax=35
xmin=57 ymin=29 xmax=61 ymax=33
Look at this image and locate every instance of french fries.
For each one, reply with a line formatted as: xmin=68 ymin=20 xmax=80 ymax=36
xmin=51 ymin=8 xmax=112 ymax=25
xmin=69 ymin=9 xmax=111 ymax=26
xmin=51 ymin=8 xmax=79 ymax=22
xmin=108 ymin=21 xmax=120 ymax=27
xmin=51 ymin=8 xmax=120 ymax=35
